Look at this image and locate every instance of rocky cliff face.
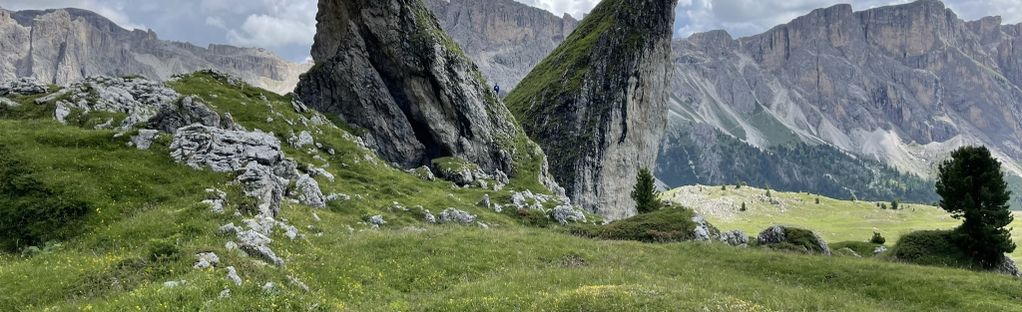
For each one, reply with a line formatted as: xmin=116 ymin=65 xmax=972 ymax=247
xmin=660 ymin=0 xmax=1022 ymax=201
xmin=507 ymin=0 xmax=678 ymax=220
xmin=0 ymin=7 xmax=309 ymax=94
xmin=426 ymin=0 xmax=578 ymax=91
xmin=296 ymin=0 xmax=552 ymax=187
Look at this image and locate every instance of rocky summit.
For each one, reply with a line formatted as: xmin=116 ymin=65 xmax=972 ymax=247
xmin=506 ymin=0 xmax=678 ymax=220
xmin=296 ymin=0 xmax=554 ymax=186
xmin=0 ymin=7 xmax=309 ymax=95
xmin=659 ymin=0 xmax=1022 ymax=202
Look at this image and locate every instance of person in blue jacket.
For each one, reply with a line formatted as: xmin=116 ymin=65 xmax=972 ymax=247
xmin=493 ymin=84 xmax=500 ymax=95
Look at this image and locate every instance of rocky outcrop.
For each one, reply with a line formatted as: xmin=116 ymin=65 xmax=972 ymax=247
xmin=757 ymin=226 xmax=831 ymax=255
xmin=660 ymin=0 xmax=1022 ymax=200
xmin=170 ymin=124 xmax=306 ymax=218
xmin=506 ymin=0 xmax=678 ymax=220
xmin=439 ymin=208 xmax=477 ymax=224
xmin=50 ymin=76 xmax=179 ymax=128
xmin=425 ymin=0 xmax=578 ymax=91
xmin=296 ymin=0 xmax=550 ymax=187
xmin=549 ymin=205 xmax=587 ymax=225
xmin=0 ymin=7 xmax=309 ymax=94
xmin=149 ymin=96 xmax=237 ymax=133
xmin=0 ymin=77 xmax=47 ymax=96
xmin=996 ymin=255 xmax=1021 ymax=278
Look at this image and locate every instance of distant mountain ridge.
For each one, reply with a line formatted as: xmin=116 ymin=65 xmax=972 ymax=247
xmin=0 ymin=7 xmax=310 ymax=94
xmin=426 ymin=0 xmax=578 ymax=91
xmin=657 ymin=0 xmax=1022 ymax=204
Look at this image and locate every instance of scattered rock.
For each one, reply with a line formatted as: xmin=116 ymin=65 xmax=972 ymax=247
xmin=193 ymin=252 xmax=220 ymax=269
xmin=718 ymin=230 xmax=749 ymax=247
xmin=479 ymin=194 xmax=492 ymax=209
xmin=549 ymin=205 xmax=586 ymax=225
xmin=408 ymin=166 xmax=435 ymax=181
xmin=225 ymin=266 xmax=243 ymax=286
xmin=236 ymin=229 xmax=284 ymax=266
xmin=219 ymin=223 xmax=239 ymax=236
xmin=54 ymin=103 xmax=71 ymax=123
xmin=225 ymin=241 xmax=238 ymax=251
xmin=0 ymin=77 xmax=48 ymax=96
xmin=163 ymin=280 xmax=186 ymax=289
xmin=202 ymin=188 xmax=228 ymax=214
xmin=261 ymin=282 xmax=276 ymax=294
xmin=309 ymin=167 xmax=335 ymax=182
xmin=873 ymin=245 xmax=888 ymax=255
xmin=367 ymin=215 xmax=386 ymax=228
xmin=289 ymin=130 xmax=315 ymax=148
xmin=282 ymin=224 xmax=300 ymax=240
xmin=294 ymin=175 xmax=326 ymax=208
xmin=0 ymin=97 xmax=20 ymax=108
xmin=218 ymin=288 xmax=232 ymax=299
xmin=290 ymin=98 xmax=310 ymax=113
xmin=130 ymin=129 xmax=160 ymax=150
xmin=439 ymin=208 xmax=476 ymax=224
xmin=691 ymin=215 xmax=717 ymax=241
xmin=325 ymin=193 xmax=350 ymax=202
xmin=996 ymin=255 xmax=1021 ymax=278
xmin=288 ymin=276 xmax=310 ymax=292
xmin=424 ymin=211 xmax=437 ymax=224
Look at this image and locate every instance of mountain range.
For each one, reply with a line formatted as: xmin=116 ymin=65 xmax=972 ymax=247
xmin=3 ymin=0 xmax=1021 ymax=207
xmin=0 ymin=6 xmax=309 ymax=94
xmin=431 ymin=0 xmax=1022 ymax=206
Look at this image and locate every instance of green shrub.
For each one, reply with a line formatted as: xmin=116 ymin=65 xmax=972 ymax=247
xmin=870 ymin=232 xmax=886 ymax=245
xmin=570 ymin=208 xmax=698 ymax=243
xmin=0 ymin=147 xmax=89 ymax=251
xmin=889 ymin=230 xmax=978 ymax=270
xmin=512 ymin=208 xmax=553 ymax=228
xmin=830 ymin=241 xmax=881 ymax=257
xmin=146 ymin=239 xmax=180 ymax=262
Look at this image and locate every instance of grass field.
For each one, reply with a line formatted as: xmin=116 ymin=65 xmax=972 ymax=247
xmin=2 ymin=75 xmax=1021 ymax=311
xmin=664 ymin=185 xmax=1022 ymax=261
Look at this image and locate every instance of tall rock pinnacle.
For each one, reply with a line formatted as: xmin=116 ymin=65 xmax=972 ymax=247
xmin=296 ymin=0 xmax=550 ymax=184
xmin=506 ymin=0 xmax=678 ymax=220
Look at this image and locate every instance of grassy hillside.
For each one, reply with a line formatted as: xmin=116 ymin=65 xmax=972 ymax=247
xmin=664 ymin=185 xmax=1022 ymax=261
xmin=1 ymin=75 xmax=1021 ymax=311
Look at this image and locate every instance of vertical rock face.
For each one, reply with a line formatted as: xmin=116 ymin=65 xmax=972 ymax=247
xmin=660 ymin=0 xmax=1022 ymax=203
xmin=296 ymin=0 xmax=529 ymax=177
xmin=425 ymin=0 xmax=578 ymax=91
xmin=0 ymin=7 xmax=309 ymax=94
xmin=506 ymin=0 xmax=678 ymax=219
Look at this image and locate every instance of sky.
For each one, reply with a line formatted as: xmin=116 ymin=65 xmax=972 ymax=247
xmin=1 ymin=0 xmax=1020 ymax=63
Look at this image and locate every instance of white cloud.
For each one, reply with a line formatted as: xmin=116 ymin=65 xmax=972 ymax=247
xmin=219 ymin=0 xmax=317 ymax=49
xmin=205 ymin=16 xmax=226 ymax=29
xmin=227 ymin=13 xmax=315 ymax=47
